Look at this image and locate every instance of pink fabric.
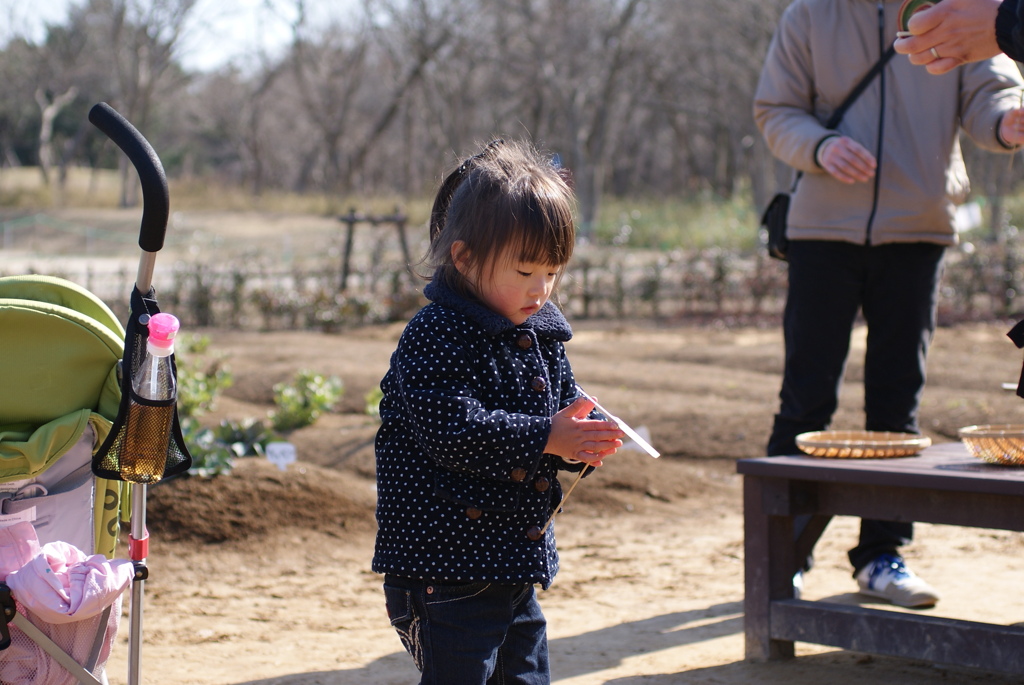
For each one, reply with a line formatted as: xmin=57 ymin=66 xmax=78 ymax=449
xmin=0 ymin=521 xmax=41 ymax=580
xmin=0 ymin=525 xmax=133 ymax=684
xmin=7 ymin=541 xmax=134 ymax=623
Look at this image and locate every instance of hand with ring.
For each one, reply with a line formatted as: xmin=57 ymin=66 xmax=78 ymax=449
xmin=893 ymin=0 xmax=1003 ymax=75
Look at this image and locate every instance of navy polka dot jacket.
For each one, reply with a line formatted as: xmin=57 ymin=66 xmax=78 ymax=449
xmin=372 ymin=277 xmax=591 ymax=589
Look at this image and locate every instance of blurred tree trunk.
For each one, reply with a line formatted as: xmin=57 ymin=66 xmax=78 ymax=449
xmin=483 ymin=0 xmax=645 ymax=239
xmin=19 ymin=0 xmax=1020 ymax=223
xmin=102 ymin=0 xmax=196 ymax=207
xmin=244 ymin=63 xmax=286 ymax=196
xmin=288 ymin=0 xmax=367 ymax=192
xmin=345 ymin=21 xmax=451 ymax=189
xmin=35 ymin=86 xmax=78 ymax=187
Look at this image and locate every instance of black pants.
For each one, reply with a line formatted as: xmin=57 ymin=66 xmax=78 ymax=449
xmin=767 ymin=240 xmax=945 ymax=572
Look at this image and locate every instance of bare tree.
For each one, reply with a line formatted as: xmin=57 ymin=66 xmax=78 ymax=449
xmin=27 ymin=0 xmax=1011 ymax=231
xmin=0 ymin=38 xmax=45 ymax=169
xmin=85 ymin=0 xmax=198 ymax=206
xmin=349 ymin=0 xmax=456 ymax=189
xmin=35 ymin=86 xmax=79 ymax=186
xmin=285 ymin=0 xmax=369 ymax=191
xmin=6 ymin=16 xmax=92 ymax=195
xmin=241 ymin=62 xmax=288 ymax=195
xmin=456 ymin=0 xmax=648 ymax=237
xmin=277 ymin=0 xmax=456 ymax=194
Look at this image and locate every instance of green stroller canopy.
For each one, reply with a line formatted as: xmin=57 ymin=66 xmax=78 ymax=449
xmin=0 ymin=275 xmax=124 ymax=429
xmin=0 ymin=274 xmax=127 ymax=559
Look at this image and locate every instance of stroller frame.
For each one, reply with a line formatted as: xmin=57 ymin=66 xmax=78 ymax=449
xmin=0 ymin=103 xmax=190 ymax=685
xmin=0 ymin=273 xmax=130 ymax=685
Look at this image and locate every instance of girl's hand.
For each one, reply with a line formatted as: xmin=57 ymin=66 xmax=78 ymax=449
xmin=545 ymin=396 xmax=624 ymax=466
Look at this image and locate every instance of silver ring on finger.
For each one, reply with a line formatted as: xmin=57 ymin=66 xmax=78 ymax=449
xmin=930 ymin=47 xmax=940 ymax=59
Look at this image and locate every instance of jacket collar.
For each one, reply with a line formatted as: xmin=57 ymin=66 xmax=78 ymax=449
xmin=423 ymin=275 xmax=573 ymax=342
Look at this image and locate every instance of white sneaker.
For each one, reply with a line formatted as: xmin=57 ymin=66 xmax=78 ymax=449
xmin=856 ymin=554 xmax=939 ymax=608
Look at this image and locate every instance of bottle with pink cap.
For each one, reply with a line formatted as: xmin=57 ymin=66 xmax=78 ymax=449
xmin=122 ymin=312 xmax=180 ymax=483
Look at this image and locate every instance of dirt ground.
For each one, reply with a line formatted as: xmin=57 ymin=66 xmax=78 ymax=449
xmin=102 ymin=319 xmax=1024 ymax=684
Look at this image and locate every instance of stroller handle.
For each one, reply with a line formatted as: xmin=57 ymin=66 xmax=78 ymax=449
xmin=88 ymin=103 xmax=169 ymax=254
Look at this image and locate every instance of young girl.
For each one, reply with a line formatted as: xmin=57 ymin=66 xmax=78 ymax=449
xmin=373 ymin=138 xmax=624 ymax=684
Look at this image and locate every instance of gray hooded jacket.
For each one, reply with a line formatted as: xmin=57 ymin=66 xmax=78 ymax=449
xmin=754 ymin=0 xmax=1024 ymax=246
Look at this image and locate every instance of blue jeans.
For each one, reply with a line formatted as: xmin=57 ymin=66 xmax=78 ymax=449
xmin=383 ymin=575 xmax=550 ymax=684
xmin=767 ymin=240 xmax=945 ymax=572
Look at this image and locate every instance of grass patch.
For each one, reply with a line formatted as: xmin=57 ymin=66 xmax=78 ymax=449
xmin=0 ymin=166 xmax=436 ymax=224
xmin=0 ymin=166 xmax=121 ymax=208
xmin=3 ymin=166 xmax=763 ymax=252
xmin=594 ymin=193 xmax=760 ymax=251
xmin=168 ymin=176 xmax=433 ymax=220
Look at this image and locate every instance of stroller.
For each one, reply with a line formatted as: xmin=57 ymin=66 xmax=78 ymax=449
xmin=0 ymin=104 xmax=191 ymax=684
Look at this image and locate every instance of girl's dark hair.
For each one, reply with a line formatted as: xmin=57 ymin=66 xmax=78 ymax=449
xmin=426 ymin=139 xmax=576 ymax=297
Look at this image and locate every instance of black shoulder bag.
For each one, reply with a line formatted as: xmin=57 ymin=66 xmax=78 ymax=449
xmin=762 ymin=44 xmax=896 ymax=260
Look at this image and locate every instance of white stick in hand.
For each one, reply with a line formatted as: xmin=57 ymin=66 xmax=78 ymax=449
xmin=576 ymin=384 xmax=660 ymax=458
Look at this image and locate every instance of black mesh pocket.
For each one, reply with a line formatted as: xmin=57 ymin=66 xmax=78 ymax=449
xmin=93 ymin=287 xmax=191 ymax=483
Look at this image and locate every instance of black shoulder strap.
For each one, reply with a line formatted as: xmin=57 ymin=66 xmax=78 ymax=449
xmin=790 ymin=43 xmax=897 ymax=191
xmin=825 ymin=44 xmax=898 ymax=130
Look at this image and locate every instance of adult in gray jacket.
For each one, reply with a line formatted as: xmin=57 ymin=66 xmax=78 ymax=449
xmin=754 ymin=0 xmax=1024 ymax=608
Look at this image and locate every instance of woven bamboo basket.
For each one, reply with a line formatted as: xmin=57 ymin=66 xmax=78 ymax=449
xmin=959 ymin=424 xmax=1024 ymax=466
xmin=795 ymin=430 xmax=930 ymax=459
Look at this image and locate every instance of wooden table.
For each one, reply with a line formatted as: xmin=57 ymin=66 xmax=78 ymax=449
xmin=737 ymin=442 xmax=1024 ymax=673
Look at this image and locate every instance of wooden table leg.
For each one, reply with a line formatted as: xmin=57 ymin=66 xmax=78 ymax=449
xmin=744 ymin=475 xmax=796 ymax=660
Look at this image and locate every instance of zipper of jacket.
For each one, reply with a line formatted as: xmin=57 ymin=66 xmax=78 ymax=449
xmin=864 ymin=1 xmax=886 ymax=244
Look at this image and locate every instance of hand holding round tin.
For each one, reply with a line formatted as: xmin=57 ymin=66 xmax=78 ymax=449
xmin=894 ymin=0 xmax=1007 ymax=75
xmin=898 ymin=0 xmax=942 ymax=32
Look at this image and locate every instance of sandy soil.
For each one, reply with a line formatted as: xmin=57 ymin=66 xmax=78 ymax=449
xmin=97 ymin=320 xmax=1024 ymax=684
